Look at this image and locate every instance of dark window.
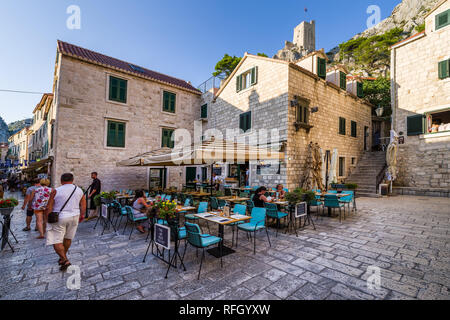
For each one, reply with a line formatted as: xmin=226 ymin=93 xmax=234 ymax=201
xmin=351 ymin=121 xmax=357 ymax=138
xmin=236 ymin=67 xmax=258 ymax=92
xmin=339 ymin=72 xmax=347 ymax=90
xmin=317 ymin=57 xmax=326 ymax=79
xmin=407 ymin=115 xmax=425 ymax=136
xmin=296 ymin=103 xmax=310 ymax=125
xmin=339 ymin=157 xmax=345 ymax=177
xmin=107 ymin=121 xmax=126 ymax=148
xmin=239 ymin=112 xmax=252 ymax=133
xmin=201 ymin=104 xmax=208 ymax=119
xmin=339 ymin=117 xmax=346 ymax=135
xmin=357 ymin=82 xmax=364 ymax=98
xmin=109 ymin=76 xmax=127 ymax=103
xmin=436 ymin=9 xmax=450 ymax=30
xmin=438 ymin=60 xmax=450 ymax=79
xmin=161 ymin=128 xmax=175 ymax=148
xmin=163 ymin=91 xmax=176 ymax=113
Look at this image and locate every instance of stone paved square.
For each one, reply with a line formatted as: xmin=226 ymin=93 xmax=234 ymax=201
xmin=1 ymin=194 xmax=449 ymax=300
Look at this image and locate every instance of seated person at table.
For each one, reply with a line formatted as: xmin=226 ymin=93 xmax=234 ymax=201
xmin=252 ymin=187 xmax=270 ymax=208
xmin=132 ymin=190 xmax=150 ymax=233
xmin=275 ymin=184 xmax=286 ymax=199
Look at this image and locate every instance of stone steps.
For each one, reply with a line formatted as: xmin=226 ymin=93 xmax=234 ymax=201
xmin=347 ymin=151 xmax=386 ymax=197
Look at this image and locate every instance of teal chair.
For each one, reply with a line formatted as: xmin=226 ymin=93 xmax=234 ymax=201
xmin=226 ymin=204 xmax=247 ymax=247
xmin=309 ymin=195 xmax=324 ymax=220
xmin=264 ymin=203 xmax=288 ymax=237
xmin=324 ymin=195 xmax=345 ymax=222
xmin=185 ymin=222 xmax=223 ymax=280
xmin=237 ymin=207 xmax=271 ymax=254
xmin=240 ymin=191 xmax=250 ymax=198
xmin=339 ymin=191 xmax=355 ymax=213
xmin=122 ymin=206 xmax=148 ymax=240
xmin=185 ymin=202 xmax=210 ymax=233
xmin=210 ymin=197 xmax=220 ymax=210
xmin=224 ymin=188 xmax=232 ymax=197
xmin=328 ymin=190 xmax=338 ymax=194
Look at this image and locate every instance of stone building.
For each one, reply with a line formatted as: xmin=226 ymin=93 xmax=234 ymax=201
xmin=274 ymin=20 xmax=316 ymax=62
xmin=49 ymin=41 xmax=201 ymax=190
xmin=204 ymin=52 xmax=373 ymax=190
xmin=391 ymin=0 xmax=450 ymax=196
xmin=7 ymin=126 xmax=30 ymax=167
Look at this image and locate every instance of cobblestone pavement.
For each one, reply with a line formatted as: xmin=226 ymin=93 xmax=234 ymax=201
xmin=1 ymin=192 xmax=449 ymax=300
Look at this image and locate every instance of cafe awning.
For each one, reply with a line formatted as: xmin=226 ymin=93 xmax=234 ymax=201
xmin=22 ymin=157 xmax=53 ymax=173
xmin=116 ymin=139 xmax=285 ymax=167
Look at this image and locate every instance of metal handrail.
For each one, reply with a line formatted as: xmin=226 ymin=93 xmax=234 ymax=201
xmin=376 ymin=163 xmax=388 ymax=194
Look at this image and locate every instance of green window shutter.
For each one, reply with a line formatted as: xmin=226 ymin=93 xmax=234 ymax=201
xmin=436 ymin=9 xmax=450 ymax=30
xmin=246 ymin=112 xmax=251 ymax=132
xmin=236 ymin=74 xmax=242 ymax=92
xmin=317 ymin=57 xmax=326 ymax=79
xmin=339 ymin=117 xmax=346 ymax=135
xmin=407 ymin=115 xmax=425 ymax=136
xmin=340 ymin=72 xmax=347 ymax=90
xmin=438 ymin=60 xmax=450 ymax=79
xmin=162 ymin=129 xmax=174 ymax=148
xmin=239 ymin=112 xmax=251 ymax=132
xmin=117 ymin=123 xmax=125 ymax=147
xmin=109 ymin=77 xmax=117 ymax=101
xmin=357 ymin=82 xmax=364 ymax=98
xmin=239 ymin=113 xmax=245 ymax=132
xmin=351 ymin=121 xmax=357 ymax=137
xmin=107 ymin=121 xmax=116 ymax=147
xmin=163 ymin=91 xmax=176 ymax=113
xmin=251 ymin=67 xmax=258 ymax=85
xmin=107 ymin=121 xmax=126 ymax=147
xmin=109 ymin=76 xmax=127 ymax=103
xmin=201 ymin=104 xmax=208 ymax=119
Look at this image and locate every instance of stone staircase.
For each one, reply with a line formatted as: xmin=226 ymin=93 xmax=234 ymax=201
xmin=346 ymin=151 xmax=387 ymax=198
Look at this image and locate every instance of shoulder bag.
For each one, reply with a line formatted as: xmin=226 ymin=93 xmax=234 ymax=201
xmin=48 ymin=186 xmax=77 ymax=224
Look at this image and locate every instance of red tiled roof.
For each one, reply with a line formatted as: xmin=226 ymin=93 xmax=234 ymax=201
xmin=390 ymin=31 xmax=425 ymax=48
xmin=57 ymin=41 xmax=200 ymax=94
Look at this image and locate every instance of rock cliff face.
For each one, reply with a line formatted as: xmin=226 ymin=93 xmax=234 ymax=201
xmin=0 ymin=117 xmax=9 ymax=143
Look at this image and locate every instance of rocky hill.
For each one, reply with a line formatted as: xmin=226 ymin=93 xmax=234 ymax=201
xmin=8 ymin=118 xmax=32 ymax=135
xmin=0 ymin=117 xmax=9 ymax=143
xmin=326 ymin=0 xmax=440 ymax=76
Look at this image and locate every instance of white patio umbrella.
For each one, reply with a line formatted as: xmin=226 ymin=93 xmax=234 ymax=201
xmin=320 ymin=148 xmax=326 ymax=189
xmin=328 ymin=149 xmax=338 ymax=185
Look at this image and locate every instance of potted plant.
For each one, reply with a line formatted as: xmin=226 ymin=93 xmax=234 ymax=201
xmin=345 ymin=183 xmax=358 ymax=190
xmin=96 ymin=191 xmax=117 ymax=206
xmin=0 ymin=198 xmax=19 ymax=216
xmin=154 ymin=199 xmax=179 ymax=239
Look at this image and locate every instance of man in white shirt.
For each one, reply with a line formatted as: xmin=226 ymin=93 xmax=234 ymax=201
xmin=45 ymin=173 xmax=86 ymax=271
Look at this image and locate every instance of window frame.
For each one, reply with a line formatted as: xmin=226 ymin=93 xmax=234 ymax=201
xmin=436 ymin=9 xmax=450 ymax=30
xmin=161 ymin=127 xmax=175 ymax=149
xmin=106 ymin=120 xmax=127 ymax=149
xmin=317 ymin=57 xmax=327 ymax=79
xmin=162 ymin=90 xmax=177 ymax=114
xmin=201 ymin=104 xmax=208 ymax=119
xmin=338 ymin=157 xmax=346 ymax=177
xmin=108 ymin=75 xmax=128 ymax=104
xmin=236 ymin=67 xmax=258 ymax=92
xmin=339 ymin=117 xmax=346 ymax=135
xmin=239 ymin=111 xmax=252 ymax=133
xmin=351 ymin=121 xmax=357 ymax=138
xmin=424 ymin=108 xmax=450 ymax=135
xmin=339 ymin=72 xmax=347 ymax=90
xmin=438 ymin=59 xmax=450 ymax=79
xmin=357 ymin=82 xmax=364 ymax=98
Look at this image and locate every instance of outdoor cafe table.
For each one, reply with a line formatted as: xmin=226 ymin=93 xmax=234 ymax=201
xmin=316 ymin=193 xmax=351 ymax=217
xmin=193 ymin=212 xmax=251 ymax=258
xmin=226 ymin=197 xmax=250 ymax=206
xmin=116 ymin=194 xmax=133 ymax=206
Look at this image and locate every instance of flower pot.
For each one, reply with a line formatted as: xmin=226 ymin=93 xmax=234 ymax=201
xmin=0 ymin=207 xmax=14 ymax=217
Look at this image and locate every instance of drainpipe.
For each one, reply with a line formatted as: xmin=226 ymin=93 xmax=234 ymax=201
xmin=390 ymin=47 xmax=397 ymax=133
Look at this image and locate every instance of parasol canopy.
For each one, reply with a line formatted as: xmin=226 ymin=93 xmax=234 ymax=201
xmin=117 ymin=139 xmax=285 ymax=167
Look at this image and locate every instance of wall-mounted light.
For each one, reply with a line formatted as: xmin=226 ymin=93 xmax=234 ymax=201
xmin=311 ymin=107 xmax=319 ymax=113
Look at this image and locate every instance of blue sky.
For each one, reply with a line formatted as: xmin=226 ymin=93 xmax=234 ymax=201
xmin=0 ymin=0 xmax=400 ymax=124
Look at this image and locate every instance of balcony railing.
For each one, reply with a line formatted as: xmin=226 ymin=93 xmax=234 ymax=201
xmin=197 ymin=75 xmax=226 ymax=94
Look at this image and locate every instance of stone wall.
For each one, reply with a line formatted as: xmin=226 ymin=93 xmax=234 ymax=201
xmin=392 ymin=0 xmax=450 ymax=190
xmin=52 ymin=56 xmax=201 ymax=190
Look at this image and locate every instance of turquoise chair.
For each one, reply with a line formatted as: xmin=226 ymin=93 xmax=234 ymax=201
xmin=328 ymin=190 xmax=338 ymax=194
xmin=178 ymin=198 xmax=194 ymax=219
xmin=339 ymin=191 xmax=355 ymax=213
xmin=240 ymin=191 xmax=250 ymax=198
xmin=122 ymin=206 xmax=148 ymax=240
xmin=165 ymin=195 xmax=172 ymax=201
xmin=264 ymin=203 xmax=288 ymax=237
xmin=185 ymin=222 xmax=223 ymax=279
xmin=283 ymin=188 xmax=289 ymax=193
xmin=185 ymin=202 xmax=210 ymax=233
xmin=252 ymin=186 xmax=260 ymax=191
xmin=309 ymin=195 xmax=324 ymax=220
xmin=210 ymin=197 xmax=220 ymax=210
xmin=237 ymin=207 xmax=271 ymax=254
xmin=226 ymin=204 xmax=247 ymax=247
xmin=324 ymin=195 xmax=345 ymax=222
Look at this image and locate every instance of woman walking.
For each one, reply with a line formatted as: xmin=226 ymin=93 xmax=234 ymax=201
xmin=31 ymin=179 xmax=53 ymax=239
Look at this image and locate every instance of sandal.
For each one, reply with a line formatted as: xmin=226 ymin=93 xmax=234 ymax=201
xmin=23 ymin=227 xmax=31 ymax=232
xmin=137 ymin=227 xmax=146 ymax=234
xmin=60 ymin=260 xmax=71 ymax=271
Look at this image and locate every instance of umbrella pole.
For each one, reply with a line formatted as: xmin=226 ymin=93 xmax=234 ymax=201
xmin=210 ymin=163 xmax=214 ymax=196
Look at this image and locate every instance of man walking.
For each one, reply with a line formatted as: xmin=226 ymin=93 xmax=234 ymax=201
xmin=45 ymin=173 xmax=86 ymax=271
xmin=86 ymin=172 xmax=101 ymax=221
xmin=21 ymin=178 xmax=41 ymax=232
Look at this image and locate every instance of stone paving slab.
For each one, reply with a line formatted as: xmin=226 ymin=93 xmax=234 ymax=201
xmin=0 ymin=192 xmax=449 ymax=300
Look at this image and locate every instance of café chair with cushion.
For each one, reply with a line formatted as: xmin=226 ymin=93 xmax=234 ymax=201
xmin=122 ymin=206 xmax=148 ymax=240
xmin=236 ymin=207 xmax=271 ymax=254
xmin=184 ymin=222 xmax=223 ymax=280
xmin=264 ymin=203 xmax=288 ymax=237
xmin=185 ymin=201 xmax=210 ymax=233
xmin=309 ymin=195 xmax=324 ymax=220
xmin=226 ymin=204 xmax=247 ymax=247
xmin=210 ymin=197 xmax=220 ymax=210
xmin=324 ymin=195 xmax=345 ymax=223
xmin=339 ymin=191 xmax=355 ymax=214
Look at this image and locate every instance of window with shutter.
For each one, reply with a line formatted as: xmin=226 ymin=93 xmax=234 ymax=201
xmin=357 ymin=82 xmax=364 ymax=98
xmin=340 ymin=72 xmax=347 ymax=90
xmin=438 ymin=60 xmax=450 ymax=79
xmin=109 ymin=76 xmax=127 ymax=103
xmin=339 ymin=157 xmax=345 ymax=177
xmin=317 ymin=57 xmax=326 ymax=79
xmin=163 ymin=91 xmax=176 ymax=113
xmin=239 ymin=112 xmax=252 ymax=133
xmin=237 ymin=67 xmax=258 ymax=92
xmin=351 ymin=121 xmax=357 ymax=137
xmin=407 ymin=115 xmax=424 ymax=136
xmin=236 ymin=74 xmax=242 ymax=92
xmin=339 ymin=117 xmax=346 ymax=135
xmin=161 ymin=128 xmax=175 ymax=148
xmin=201 ymin=104 xmax=208 ymax=119
xmin=436 ymin=9 xmax=450 ymax=30
xmin=107 ymin=120 xmax=126 ymax=148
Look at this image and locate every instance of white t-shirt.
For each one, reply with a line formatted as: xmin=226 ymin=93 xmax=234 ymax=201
xmin=53 ymin=184 xmax=84 ymax=219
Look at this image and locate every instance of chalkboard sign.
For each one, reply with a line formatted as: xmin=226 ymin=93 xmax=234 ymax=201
xmin=101 ymin=205 xmax=108 ymax=219
xmin=154 ymin=223 xmax=171 ymax=250
xmin=213 ymin=168 xmax=222 ymax=176
xmin=295 ymin=202 xmax=308 ymax=218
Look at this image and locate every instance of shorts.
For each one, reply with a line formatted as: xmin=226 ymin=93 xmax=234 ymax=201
xmin=26 ymin=209 xmax=34 ymax=217
xmin=46 ymin=216 xmax=79 ymax=246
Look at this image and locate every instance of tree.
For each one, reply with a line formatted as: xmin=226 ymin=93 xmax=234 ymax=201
xmin=256 ymin=53 xmax=268 ymax=57
xmin=213 ymin=54 xmax=242 ymax=78
xmin=363 ymin=77 xmax=392 ymax=115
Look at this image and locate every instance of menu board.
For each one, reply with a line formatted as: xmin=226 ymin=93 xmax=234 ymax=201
xmin=101 ymin=205 xmax=108 ymax=219
xmin=154 ymin=224 xmax=171 ymax=250
xmin=295 ymin=202 xmax=308 ymax=218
